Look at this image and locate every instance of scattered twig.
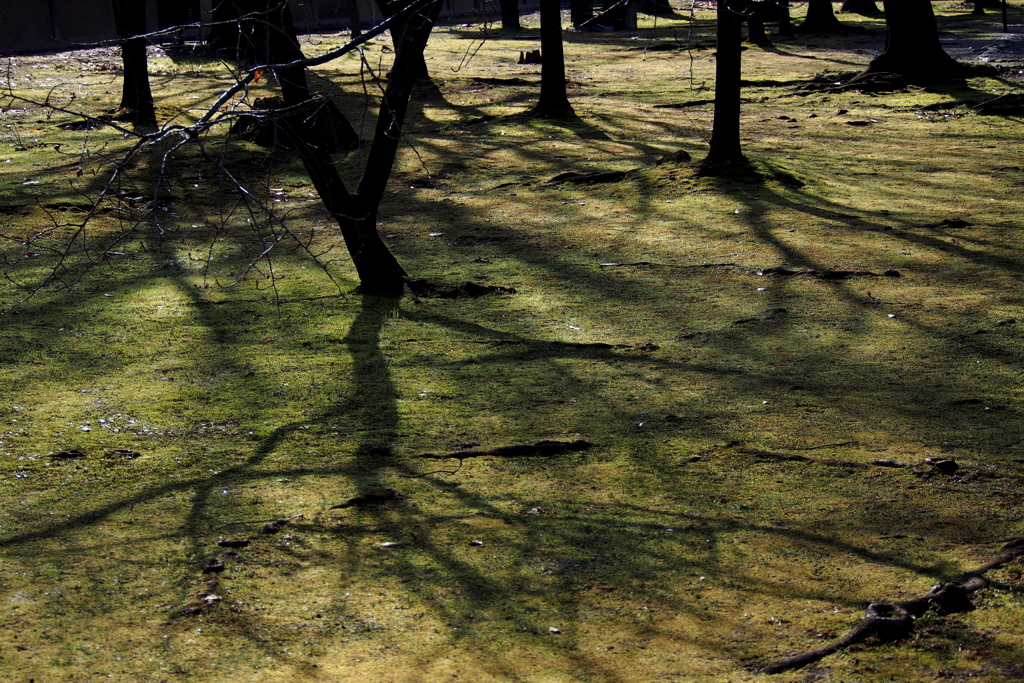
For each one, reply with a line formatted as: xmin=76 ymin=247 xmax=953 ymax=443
xmin=762 ymin=539 xmax=1024 ymax=674
xmin=785 ymin=441 xmax=859 ymax=451
xmin=597 ymin=261 xmax=738 ymax=269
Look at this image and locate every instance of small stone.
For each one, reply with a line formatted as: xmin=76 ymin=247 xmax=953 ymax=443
xmin=549 ymin=627 xmax=561 ymax=634
xmin=202 ymin=558 xmax=226 ymax=573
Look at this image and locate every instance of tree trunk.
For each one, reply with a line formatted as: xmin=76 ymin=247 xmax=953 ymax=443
xmin=700 ymin=0 xmax=746 ymax=173
xmin=570 ymin=0 xmax=594 ymax=28
xmin=797 ymin=0 xmax=844 ymax=33
xmin=864 ymin=0 xmax=964 ymax=81
xmin=283 ymin=0 xmax=443 ymax=296
xmin=534 ymin=0 xmax=575 ymax=117
xmin=112 ymin=0 xmax=156 ymax=126
xmin=376 ymin=0 xmax=430 ymax=81
xmin=840 ymin=0 xmax=880 ymax=16
xmin=232 ymin=0 xmax=358 ymax=153
xmin=347 ymin=0 xmax=363 ymax=38
xmin=777 ymin=0 xmax=794 ymax=36
xmin=639 ymin=0 xmax=675 ymax=17
xmin=500 ymin=0 xmax=522 ymax=31
xmin=206 ymin=0 xmax=243 ymax=56
xmin=745 ymin=1 xmax=769 ymax=44
xmin=570 ymin=0 xmax=593 ymax=28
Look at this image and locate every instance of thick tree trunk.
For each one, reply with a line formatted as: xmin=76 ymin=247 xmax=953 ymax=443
xmin=376 ymin=0 xmax=430 ymax=81
xmin=700 ymin=0 xmax=746 ymax=173
xmin=534 ymin=0 xmax=575 ymax=117
xmin=745 ymin=1 xmax=769 ymax=44
xmin=500 ymin=0 xmax=522 ymax=31
xmin=112 ymin=0 xmax=156 ymax=126
xmin=797 ymin=0 xmax=844 ymax=33
xmin=864 ymin=0 xmax=964 ymax=81
xmin=840 ymin=0 xmax=880 ymax=16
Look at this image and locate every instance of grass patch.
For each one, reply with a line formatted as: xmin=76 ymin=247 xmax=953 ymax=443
xmin=2 ymin=3 xmax=1024 ymax=680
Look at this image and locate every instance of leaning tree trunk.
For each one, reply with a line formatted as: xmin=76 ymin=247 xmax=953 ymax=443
xmin=534 ymin=0 xmax=575 ymax=117
xmin=699 ymin=0 xmax=747 ymax=173
xmin=112 ymin=0 xmax=156 ymax=125
xmin=797 ymin=0 xmax=844 ymax=33
xmin=864 ymin=0 xmax=964 ymax=81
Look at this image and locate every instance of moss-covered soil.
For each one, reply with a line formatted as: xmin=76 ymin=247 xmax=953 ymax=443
xmin=2 ymin=3 xmax=1024 ymax=681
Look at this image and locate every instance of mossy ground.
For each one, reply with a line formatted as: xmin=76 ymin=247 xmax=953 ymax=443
xmin=2 ymin=3 xmax=1024 ymax=681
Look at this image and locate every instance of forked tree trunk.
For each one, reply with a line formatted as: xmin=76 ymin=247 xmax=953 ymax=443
xmin=283 ymin=0 xmax=443 ymax=295
xmin=112 ymin=0 xmax=156 ymax=125
xmin=864 ymin=0 xmax=964 ymax=80
xmin=797 ymin=0 xmax=844 ymax=33
xmin=700 ymin=0 xmax=746 ymax=173
xmin=534 ymin=0 xmax=575 ymax=117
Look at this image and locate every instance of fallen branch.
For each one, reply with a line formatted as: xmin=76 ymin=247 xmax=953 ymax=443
xmin=762 ymin=539 xmax=1024 ymax=674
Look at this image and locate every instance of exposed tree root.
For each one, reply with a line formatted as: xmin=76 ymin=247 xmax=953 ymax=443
xmin=762 ymin=539 xmax=1024 ymax=674
xmin=417 ymin=439 xmax=594 ymax=461
xmin=758 ymin=266 xmax=901 ymax=280
xmin=546 ymin=170 xmax=637 ymax=185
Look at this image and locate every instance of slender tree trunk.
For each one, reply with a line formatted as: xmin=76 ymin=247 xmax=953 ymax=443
xmin=534 ymin=0 xmax=574 ymax=117
xmin=700 ymin=0 xmax=746 ymax=173
xmin=347 ymin=0 xmax=363 ymax=37
xmin=797 ymin=0 xmax=844 ymax=33
xmin=777 ymin=0 xmax=794 ymax=36
xmin=864 ymin=0 xmax=964 ymax=80
xmin=500 ymin=0 xmax=522 ymax=31
xmin=112 ymin=0 xmax=156 ymax=126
